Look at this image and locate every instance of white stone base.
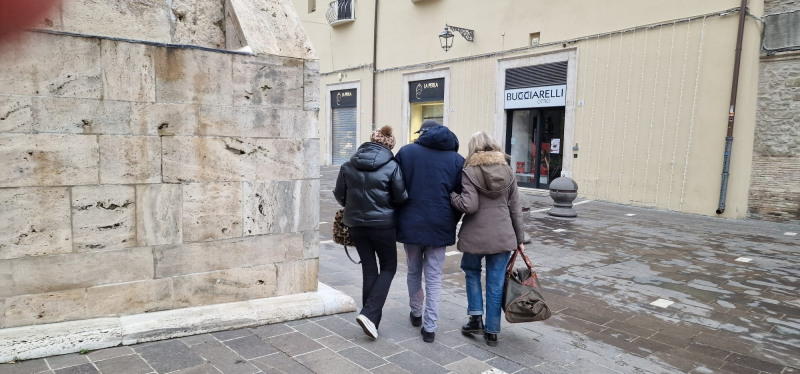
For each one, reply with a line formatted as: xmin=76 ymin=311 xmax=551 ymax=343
xmin=0 ymin=282 xmax=355 ymax=361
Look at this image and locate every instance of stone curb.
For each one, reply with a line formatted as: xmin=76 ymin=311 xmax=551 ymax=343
xmin=0 ymin=282 xmax=356 ymax=361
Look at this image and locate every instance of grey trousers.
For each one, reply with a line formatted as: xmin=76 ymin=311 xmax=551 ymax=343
xmin=403 ymin=244 xmax=447 ymax=333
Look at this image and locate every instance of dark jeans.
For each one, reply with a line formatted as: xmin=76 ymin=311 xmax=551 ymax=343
xmin=348 ymin=227 xmax=398 ymax=328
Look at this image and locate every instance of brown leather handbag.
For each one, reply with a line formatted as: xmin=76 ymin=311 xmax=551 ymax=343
xmin=502 ymin=249 xmax=551 ymax=323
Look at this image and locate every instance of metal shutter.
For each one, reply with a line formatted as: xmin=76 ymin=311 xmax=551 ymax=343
xmin=505 ymin=61 xmax=568 ymax=90
xmin=331 ymin=107 xmax=357 ymax=166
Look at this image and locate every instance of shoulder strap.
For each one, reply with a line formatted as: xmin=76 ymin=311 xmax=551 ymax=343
xmin=344 ymin=246 xmax=361 ymax=264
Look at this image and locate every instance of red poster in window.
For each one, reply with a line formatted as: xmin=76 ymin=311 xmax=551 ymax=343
xmin=516 ymin=162 xmax=526 ymax=174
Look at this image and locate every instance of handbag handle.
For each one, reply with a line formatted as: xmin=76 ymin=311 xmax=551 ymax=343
xmin=506 ymin=249 xmax=534 ymax=277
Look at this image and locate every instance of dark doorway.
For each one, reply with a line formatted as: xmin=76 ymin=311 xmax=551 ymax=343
xmin=505 ymin=108 xmax=565 ymax=189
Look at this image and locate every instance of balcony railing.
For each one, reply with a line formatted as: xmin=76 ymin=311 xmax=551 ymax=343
xmin=326 ymin=0 xmax=355 ymax=26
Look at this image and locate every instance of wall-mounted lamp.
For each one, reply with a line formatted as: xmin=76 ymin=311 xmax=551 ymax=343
xmin=439 ymin=24 xmax=474 ymax=52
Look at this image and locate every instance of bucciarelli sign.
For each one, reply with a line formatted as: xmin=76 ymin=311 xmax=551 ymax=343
xmin=409 ymin=78 xmax=445 ymax=103
xmin=504 ymin=84 xmax=566 ymax=109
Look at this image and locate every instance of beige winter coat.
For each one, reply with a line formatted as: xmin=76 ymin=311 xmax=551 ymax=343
xmin=450 ymin=151 xmax=525 ymax=255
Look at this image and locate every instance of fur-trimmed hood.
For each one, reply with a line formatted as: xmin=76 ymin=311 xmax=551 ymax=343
xmin=464 ymin=151 xmax=514 ymax=198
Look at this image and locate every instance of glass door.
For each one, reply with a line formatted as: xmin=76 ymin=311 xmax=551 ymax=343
xmin=506 ymin=108 xmax=565 ymax=189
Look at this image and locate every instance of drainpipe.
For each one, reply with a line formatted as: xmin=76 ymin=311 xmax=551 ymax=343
xmin=371 ymin=0 xmax=379 ymax=131
xmin=716 ymin=0 xmax=748 ymax=215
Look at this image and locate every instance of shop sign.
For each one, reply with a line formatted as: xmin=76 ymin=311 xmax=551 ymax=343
xmin=409 ymin=78 xmax=445 ymax=103
xmin=504 ymin=84 xmax=566 ymax=109
xmin=331 ymin=89 xmax=357 ymax=108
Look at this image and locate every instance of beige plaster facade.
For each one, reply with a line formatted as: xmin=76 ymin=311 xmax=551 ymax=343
xmin=296 ymin=0 xmax=773 ymax=219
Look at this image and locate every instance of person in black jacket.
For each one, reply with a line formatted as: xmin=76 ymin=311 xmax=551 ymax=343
xmin=333 ymin=126 xmax=408 ymax=339
xmin=395 ymin=121 xmax=465 ymax=343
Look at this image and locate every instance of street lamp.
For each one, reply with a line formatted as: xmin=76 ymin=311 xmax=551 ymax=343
xmin=439 ymin=27 xmax=454 ymax=52
xmin=439 ymin=24 xmax=474 ymax=52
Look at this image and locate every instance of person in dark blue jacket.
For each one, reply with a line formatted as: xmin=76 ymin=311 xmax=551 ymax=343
xmin=395 ymin=120 xmax=465 ymax=343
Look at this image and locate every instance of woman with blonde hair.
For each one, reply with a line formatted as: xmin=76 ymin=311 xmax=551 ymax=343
xmin=450 ymin=131 xmax=525 ymax=346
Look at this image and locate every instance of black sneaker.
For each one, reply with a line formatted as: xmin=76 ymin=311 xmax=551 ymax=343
xmin=421 ymin=327 xmax=435 ymax=343
xmin=484 ymin=332 xmax=498 ymax=347
xmin=461 ymin=315 xmax=484 ymax=335
xmin=410 ymin=312 xmax=422 ymax=327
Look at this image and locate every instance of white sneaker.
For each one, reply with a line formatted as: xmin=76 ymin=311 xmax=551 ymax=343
xmin=356 ymin=315 xmax=378 ymax=339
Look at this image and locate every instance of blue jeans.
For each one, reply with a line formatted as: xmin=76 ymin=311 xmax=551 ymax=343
xmin=461 ymin=251 xmax=512 ymax=334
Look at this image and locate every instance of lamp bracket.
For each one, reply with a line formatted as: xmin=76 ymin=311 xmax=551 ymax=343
xmin=446 ymin=24 xmax=474 ymax=42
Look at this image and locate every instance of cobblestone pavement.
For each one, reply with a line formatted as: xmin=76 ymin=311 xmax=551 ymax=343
xmin=2 ymin=166 xmax=799 ymax=374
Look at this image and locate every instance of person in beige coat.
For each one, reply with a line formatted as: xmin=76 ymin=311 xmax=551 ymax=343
xmin=450 ymin=131 xmax=525 ymax=347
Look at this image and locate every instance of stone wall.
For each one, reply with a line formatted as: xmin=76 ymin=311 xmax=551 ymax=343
xmin=31 ymin=0 xmax=315 ymax=58
xmin=764 ymin=0 xmax=800 ymax=13
xmin=747 ymin=0 xmax=800 ymax=222
xmin=748 ymin=53 xmax=800 ymax=222
xmin=0 ymin=31 xmax=321 ymax=328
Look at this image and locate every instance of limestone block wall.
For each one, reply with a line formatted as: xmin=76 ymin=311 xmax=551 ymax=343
xmin=748 ymin=53 xmax=800 ymax=223
xmin=0 ymin=31 xmax=321 ymax=328
xmin=747 ymin=0 xmax=800 ymax=223
xmin=32 ymin=0 xmax=315 ymax=59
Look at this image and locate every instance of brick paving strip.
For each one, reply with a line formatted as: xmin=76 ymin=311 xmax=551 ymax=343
xmin=1 ymin=166 xmax=798 ymax=374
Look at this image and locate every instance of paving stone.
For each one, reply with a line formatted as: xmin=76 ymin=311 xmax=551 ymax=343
xmin=249 ymin=352 xmax=314 ymax=374
xmin=369 ymin=363 xmax=412 ymax=374
xmin=180 ymin=334 xmax=218 ymax=347
xmin=651 ymin=348 xmax=727 ymax=373
xmin=352 ymin=336 xmax=405 ymax=358
xmin=386 ymin=351 xmax=448 ymax=374
xmin=292 ymin=322 xmax=334 ymax=339
xmin=564 ymin=358 xmax=624 ymax=374
xmin=293 ymin=349 xmax=370 ymax=374
xmin=92 ymin=354 xmax=153 ymax=374
xmin=46 ymin=355 xmax=90 ymax=370
xmin=316 ymin=335 xmax=356 ymax=352
xmin=692 ymin=333 xmax=754 ymax=355
xmin=631 ymin=337 xmax=673 ymax=356
xmin=249 ymin=323 xmax=295 ymax=339
xmin=725 ymin=354 xmax=786 ymax=373
xmin=0 ymin=359 xmax=50 ymax=374
xmin=189 ymin=340 xmax=259 ymax=374
xmin=719 ymin=362 xmax=762 ymax=374
xmin=172 ymin=364 xmax=221 ymax=374
xmin=648 ymin=332 xmax=693 ymax=349
xmin=687 ymin=342 xmax=733 ymax=360
xmin=445 ymin=357 xmax=494 ymax=374
xmin=485 ymin=356 xmax=524 ymax=374
xmin=315 ymin=316 xmax=365 ymax=340
xmin=223 ymin=335 xmax=278 ymax=360
xmin=53 ymin=364 xmax=99 ymax=374
xmin=210 ymin=329 xmax=251 ymax=342
xmin=399 ymin=339 xmax=466 ymax=366
xmin=87 ymin=347 xmax=135 ymax=362
xmin=603 ymin=319 xmax=658 ymax=338
xmin=135 ymin=340 xmax=206 ymax=374
xmin=338 ymin=347 xmax=387 ymax=370
xmin=521 ymin=362 xmax=575 ymax=374
xmin=453 ymin=343 xmax=496 ymax=361
xmin=267 ymin=332 xmax=324 ymax=357
xmin=559 ymin=307 xmax=614 ymax=325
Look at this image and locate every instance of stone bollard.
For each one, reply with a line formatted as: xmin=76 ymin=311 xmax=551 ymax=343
xmin=548 ymin=177 xmax=579 ymax=218
xmin=520 ymin=194 xmax=532 ymax=244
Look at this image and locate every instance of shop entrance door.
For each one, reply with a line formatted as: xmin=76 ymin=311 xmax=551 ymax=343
xmin=505 ymin=108 xmax=565 ymax=189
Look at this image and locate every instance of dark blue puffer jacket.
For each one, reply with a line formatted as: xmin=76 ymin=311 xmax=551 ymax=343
xmin=395 ymin=126 xmax=466 ymax=247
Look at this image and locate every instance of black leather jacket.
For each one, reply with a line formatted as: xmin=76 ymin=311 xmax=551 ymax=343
xmin=334 ymin=142 xmax=408 ymax=228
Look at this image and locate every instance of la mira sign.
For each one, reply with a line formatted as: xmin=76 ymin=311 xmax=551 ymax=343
xmin=504 ymin=85 xmax=566 ymax=109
